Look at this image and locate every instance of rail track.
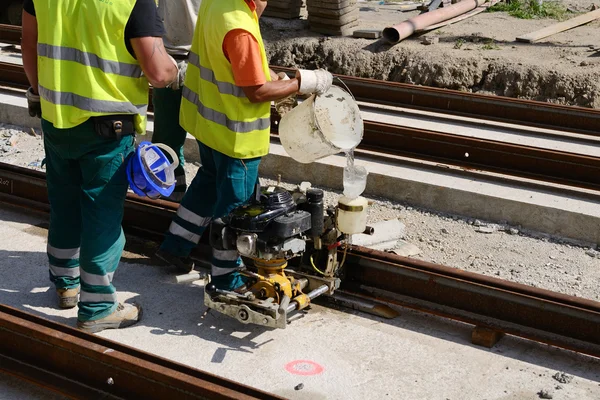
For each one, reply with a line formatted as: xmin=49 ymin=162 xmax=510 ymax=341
xmin=1 ymin=162 xmax=599 ymax=359
xmin=0 ymin=303 xmax=284 ymax=400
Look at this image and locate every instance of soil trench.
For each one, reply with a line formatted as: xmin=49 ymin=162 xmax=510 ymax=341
xmin=261 ymin=3 xmax=600 ymax=108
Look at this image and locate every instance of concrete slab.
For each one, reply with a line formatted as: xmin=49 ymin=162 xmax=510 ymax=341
xmin=1 ymin=205 xmax=600 ymax=399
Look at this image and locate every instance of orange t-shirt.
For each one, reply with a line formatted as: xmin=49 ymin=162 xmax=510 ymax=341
xmin=221 ymin=0 xmax=267 ymax=87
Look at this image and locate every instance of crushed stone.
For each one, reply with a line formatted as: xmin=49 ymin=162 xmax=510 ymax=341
xmin=553 ymin=372 xmax=574 ymax=384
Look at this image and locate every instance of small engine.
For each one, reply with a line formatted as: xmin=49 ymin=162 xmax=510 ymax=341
xmin=210 ymin=186 xmax=313 ymax=261
xmin=205 ymin=184 xmax=368 ymax=329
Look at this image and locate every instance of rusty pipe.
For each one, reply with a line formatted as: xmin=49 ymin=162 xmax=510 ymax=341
xmin=383 ymin=0 xmax=483 ymax=44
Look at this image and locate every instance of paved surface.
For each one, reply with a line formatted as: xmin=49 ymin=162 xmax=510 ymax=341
xmin=1 ymin=205 xmax=599 ymax=399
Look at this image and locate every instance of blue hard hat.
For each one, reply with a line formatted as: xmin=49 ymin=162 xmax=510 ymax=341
xmin=127 ymin=141 xmax=179 ymax=199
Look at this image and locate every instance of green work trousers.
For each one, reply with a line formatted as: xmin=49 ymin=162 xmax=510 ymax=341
xmin=42 ymin=118 xmax=134 ymax=322
xmin=159 ymin=141 xmax=260 ymax=290
xmin=151 ymin=87 xmax=187 ymax=194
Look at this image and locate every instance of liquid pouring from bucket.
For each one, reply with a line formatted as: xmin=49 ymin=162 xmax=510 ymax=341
xmin=127 ymin=141 xmax=179 ymax=199
xmin=279 ymin=79 xmax=368 ymax=199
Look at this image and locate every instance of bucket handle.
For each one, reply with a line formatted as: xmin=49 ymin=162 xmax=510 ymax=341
xmin=334 ymin=76 xmax=356 ymax=102
xmin=145 ymin=143 xmax=180 ymax=175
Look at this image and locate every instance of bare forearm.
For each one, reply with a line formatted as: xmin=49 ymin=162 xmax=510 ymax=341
xmin=245 ymin=79 xmax=300 ymax=103
xmin=131 ymin=37 xmax=178 ymax=88
xmin=21 ymin=11 xmax=38 ymax=93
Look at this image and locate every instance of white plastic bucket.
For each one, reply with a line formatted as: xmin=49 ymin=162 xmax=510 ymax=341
xmin=279 ymin=85 xmax=363 ymax=164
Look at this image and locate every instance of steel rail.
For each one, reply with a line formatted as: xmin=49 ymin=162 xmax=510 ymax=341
xmin=0 ymin=23 xmax=20 ymax=45
xmin=3 ymin=23 xmax=600 ymax=136
xmin=0 ymin=61 xmax=28 ymax=89
xmin=3 ymin=60 xmax=600 ymax=192
xmin=268 ymin=71 xmax=600 ymax=138
xmin=269 ymin=114 xmax=600 ymax=192
xmin=0 ymin=304 xmax=284 ymax=400
xmin=1 ymin=162 xmax=599 ymax=359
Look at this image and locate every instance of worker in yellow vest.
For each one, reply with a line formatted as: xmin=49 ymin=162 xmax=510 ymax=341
xmin=152 ymin=0 xmax=201 ymax=202
xmin=156 ymin=0 xmax=332 ymax=292
xmin=21 ymin=0 xmax=185 ymax=333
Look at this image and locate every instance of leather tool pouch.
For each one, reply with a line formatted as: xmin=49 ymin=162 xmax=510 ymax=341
xmin=93 ymin=115 xmax=135 ymax=140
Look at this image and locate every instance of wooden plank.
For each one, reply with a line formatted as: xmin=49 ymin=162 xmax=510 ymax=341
xmin=472 ymin=326 xmax=505 ymax=348
xmin=516 ymin=8 xmax=600 ymax=43
xmin=353 ymin=29 xmax=382 ymax=39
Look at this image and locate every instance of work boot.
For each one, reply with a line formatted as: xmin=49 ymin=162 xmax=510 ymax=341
xmin=211 ymin=271 xmax=250 ymax=293
xmin=155 ymin=249 xmax=195 ymax=273
xmin=77 ymin=303 xmax=142 ymax=334
xmin=56 ymin=287 xmax=79 ymax=309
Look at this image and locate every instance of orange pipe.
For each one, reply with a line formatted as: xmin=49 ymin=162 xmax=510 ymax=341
xmin=382 ymin=0 xmax=483 ymax=44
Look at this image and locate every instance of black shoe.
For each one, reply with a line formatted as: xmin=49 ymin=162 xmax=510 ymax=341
xmin=155 ymin=249 xmax=194 ymax=274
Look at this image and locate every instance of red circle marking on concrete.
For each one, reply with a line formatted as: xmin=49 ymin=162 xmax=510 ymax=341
xmin=285 ymin=360 xmax=324 ymax=376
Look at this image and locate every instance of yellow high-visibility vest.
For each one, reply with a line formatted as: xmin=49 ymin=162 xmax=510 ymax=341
xmin=180 ymin=0 xmax=271 ymax=159
xmin=33 ymin=0 xmax=149 ymax=134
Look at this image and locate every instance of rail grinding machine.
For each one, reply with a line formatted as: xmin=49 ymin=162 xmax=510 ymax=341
xmin=203 ymin=184 xmax=369 ymax=329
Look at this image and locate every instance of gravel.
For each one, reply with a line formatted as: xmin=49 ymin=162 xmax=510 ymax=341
xmin=553 ymin=372 xmax=574 ymax=384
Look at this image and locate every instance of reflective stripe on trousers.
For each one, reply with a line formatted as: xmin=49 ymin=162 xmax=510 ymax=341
xmin=211 ymin=249 xmax=241 ymax=277
xmin=47 ymin=244 xmax=80 ymax=259
xmin=80 ymin=291 xmax=118 ymax=303
xmin=49 ymin=264 xmax=80 ymax=278
xmin=166 ymin=205 xmax=212 ymax=244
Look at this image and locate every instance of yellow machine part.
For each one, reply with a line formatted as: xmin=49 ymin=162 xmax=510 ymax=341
xmin=250 ymin=258 xmax=303 ymax=304
xmin=291 ymin=293 xmax=310 ymax=310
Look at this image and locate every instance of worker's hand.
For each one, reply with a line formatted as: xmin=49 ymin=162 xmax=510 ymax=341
xmin=26 ymin=87 xmax=42 ymax=118
xmin=274 ymin=72 xmax=298 ymax=116
xmin=295 ymin=69 xmax=333 ymax=96
xmin=168 ymin=59 xmax=188 ymax=91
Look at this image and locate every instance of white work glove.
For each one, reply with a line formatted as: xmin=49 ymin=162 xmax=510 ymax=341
xmin=26 ymin=87 xmax=42 ymax=118
xmin=295 ymin=68 xmax=333 ymax=96
xmin=168 ymin=57 xmax=187 ymax=90
xmin=274 ymin=72 xmax=298 ymax=116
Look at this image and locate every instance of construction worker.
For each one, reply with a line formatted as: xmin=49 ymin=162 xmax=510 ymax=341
xmin=153 ymin=0 xmax=201 ymax=202
xmin=156 ymin=0 xmax=333 ymax=292
xmin=21 ymin=0 xmax=184 ymax=332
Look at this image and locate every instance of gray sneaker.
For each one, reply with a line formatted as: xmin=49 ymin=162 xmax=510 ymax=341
xmin=56 ymin=287 xmax=79 ymax=309
xmin=77 ymin=303 xmax=142 ymax=334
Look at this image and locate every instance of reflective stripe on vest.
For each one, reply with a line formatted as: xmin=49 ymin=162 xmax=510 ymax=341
xmin=38 ymin=44 xmax=143 ymax=78
xmin=40 ymin=86 xmax=147 ymax=115
xmin=180 ymin=0 xmax=271 ymax=159
xmin=187 ymin=52 xmax=246 ymax=98
xmin=33 ymin=0 xmax=148 ymax=134
xmin=182 ymin=86 xmax=269 ymax=133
